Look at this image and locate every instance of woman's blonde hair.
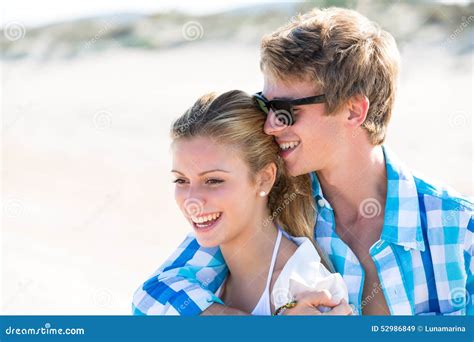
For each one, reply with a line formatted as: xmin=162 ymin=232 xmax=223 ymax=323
xmin=171 ymin=90 xmax=333 ymax=271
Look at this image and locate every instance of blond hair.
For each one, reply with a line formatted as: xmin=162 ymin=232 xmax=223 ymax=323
xmin=171 ymin=90 xmax=333 ymax=271
xmin=260 ymin=7 xmax=400 ymax=145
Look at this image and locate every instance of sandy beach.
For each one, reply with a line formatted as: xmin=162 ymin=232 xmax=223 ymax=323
xmin=1 ymin=4 xmax=472 ymax=314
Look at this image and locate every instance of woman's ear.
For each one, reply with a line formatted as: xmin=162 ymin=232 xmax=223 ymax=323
xmin=256 ymin=162 xmax=277 ymax=195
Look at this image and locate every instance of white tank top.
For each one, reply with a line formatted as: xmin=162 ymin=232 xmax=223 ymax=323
xmin=215 ymin=229 xmax=282 ymax=315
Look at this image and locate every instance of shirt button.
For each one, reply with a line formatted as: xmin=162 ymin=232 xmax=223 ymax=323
xmin=317 ymin=199 xmax=325 ymax=207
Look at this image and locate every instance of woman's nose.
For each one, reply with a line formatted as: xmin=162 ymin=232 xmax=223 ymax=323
xmin=182 ymin=193 xmax=206 ymax=218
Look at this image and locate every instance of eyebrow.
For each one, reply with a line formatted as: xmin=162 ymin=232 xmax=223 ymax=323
xmin=171 ymin=169 xmax=230 ymax=176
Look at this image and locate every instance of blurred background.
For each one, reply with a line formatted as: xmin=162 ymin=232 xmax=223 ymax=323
xmin=1 ymin=0 xmax=473 ymax=314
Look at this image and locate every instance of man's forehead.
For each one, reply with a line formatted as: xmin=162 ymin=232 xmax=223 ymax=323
xmin=262 ymin=76 xmax=319 ymax=100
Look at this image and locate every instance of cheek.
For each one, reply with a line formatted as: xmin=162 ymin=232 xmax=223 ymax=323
xmin=226 ymin=183 xmax=257 ymax=216
xmin=214 ymin=181 xmax=255 ymax=213
xmin=173 ymin=179 xmax=257 ymax=218
xmin=215 ymin=184 xmax=245 ymax=209
xmin=176 ymin=184 xmax=238 ymax=211
xmin=298 ymin=114 xmax=340 ymax=146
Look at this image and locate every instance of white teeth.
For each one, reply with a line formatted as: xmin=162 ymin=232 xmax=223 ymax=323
xmin=279 ymin=141 xmax=300 ymax=150
xmin=191 ymin=212 xmax=221 ymax=223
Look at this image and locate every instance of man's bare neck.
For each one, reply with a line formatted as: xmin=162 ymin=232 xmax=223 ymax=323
xmin=317 ymin=145 xmax=387 ymax=226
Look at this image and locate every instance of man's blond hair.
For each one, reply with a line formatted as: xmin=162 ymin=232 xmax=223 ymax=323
xmin=260 ymin=7 xmax=400 ymax=145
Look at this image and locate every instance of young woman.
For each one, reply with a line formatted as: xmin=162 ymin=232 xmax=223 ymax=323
xmin=169 ymin=90 xmax=348 ymax=315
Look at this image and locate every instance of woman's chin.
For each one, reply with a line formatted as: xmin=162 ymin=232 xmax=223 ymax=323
xmin=191 ymin=213 xmax=225 ymax=247
xmin=195 ymin=237 xmax=220 ymax=248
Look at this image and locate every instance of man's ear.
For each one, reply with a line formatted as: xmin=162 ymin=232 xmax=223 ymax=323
xmin=256 ymin=162 xmax=277 ymax=195
xmin=346 ymin=95 xmax=369 ymax=127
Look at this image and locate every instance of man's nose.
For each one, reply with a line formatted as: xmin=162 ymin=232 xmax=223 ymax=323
xmin=263 ymin=110 xmax=287 ymax=136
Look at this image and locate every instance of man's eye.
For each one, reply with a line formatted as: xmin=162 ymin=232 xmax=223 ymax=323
xmin=173 ymin=179 xmax=187 ymax=185
xmin=206 ymin=179 xmax=224 ymax=185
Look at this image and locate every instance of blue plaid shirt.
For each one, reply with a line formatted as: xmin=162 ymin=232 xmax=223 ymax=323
xmin=132 ymin=146 xmax=473 ymax=315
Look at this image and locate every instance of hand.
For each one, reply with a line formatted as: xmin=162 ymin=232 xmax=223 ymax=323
xmin=282 ymin=290 xmax=353 ymax=316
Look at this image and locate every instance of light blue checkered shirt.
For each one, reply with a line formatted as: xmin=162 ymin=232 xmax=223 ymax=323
xmin=132 ymin=146 xmax=473 ymax=315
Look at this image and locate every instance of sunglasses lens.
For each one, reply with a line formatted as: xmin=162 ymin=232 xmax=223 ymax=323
xmin=271 ymin=103 xmax=294 ymax=126
xmin=254 ymin=97 xmax=269 ymax=114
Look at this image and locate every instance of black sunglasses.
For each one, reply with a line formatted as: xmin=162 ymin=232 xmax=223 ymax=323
xmin=253 ymin=91 xmax=326 ymax=127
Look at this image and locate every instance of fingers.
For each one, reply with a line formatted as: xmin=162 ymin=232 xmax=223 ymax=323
xmin=282 ymin=306 xmax=322 ymax=316
xmin=324 ymin=299 xmax=354 ymax=315
xmin=287 ymin=291 xmax=353 ymax=316
xmin=294 ymin=289 xmax=339 ymax=308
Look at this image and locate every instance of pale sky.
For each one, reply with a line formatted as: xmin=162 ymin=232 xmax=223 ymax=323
xmin=1 ymin=0 xmax=471 ymax=28
xmin=0 ymin=0 xmax=287 ymax=28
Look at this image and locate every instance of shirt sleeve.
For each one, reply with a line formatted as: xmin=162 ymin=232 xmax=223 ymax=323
xmin=464 ymin=214 xmax=473 ymax=315
xmin=132 ymin=233 xmax=228 ymax=315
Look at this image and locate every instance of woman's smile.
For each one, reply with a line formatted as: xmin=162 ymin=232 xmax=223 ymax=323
xmin=191 ymin=212 xmax=223 ymax=232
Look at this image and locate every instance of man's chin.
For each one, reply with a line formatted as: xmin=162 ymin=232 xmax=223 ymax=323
xmin=286 ymin=163 xmax=311 ymax=177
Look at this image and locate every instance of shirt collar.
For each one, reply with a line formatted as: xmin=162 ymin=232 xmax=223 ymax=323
xmin=310 ymin=171 xmax=333 ymax=210
xmin=311 ymin=145 xmax=425 ymax=251
xmin=381 ymin=146 xmax=425 ymax=251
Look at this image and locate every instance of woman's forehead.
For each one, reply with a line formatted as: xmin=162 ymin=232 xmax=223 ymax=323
xmin=171 ymin=137 xmax=244 ymax=172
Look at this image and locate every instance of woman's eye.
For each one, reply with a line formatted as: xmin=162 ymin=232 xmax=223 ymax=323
xmin=173 ymin=179 xmax=187 ymax=185
xmin=206 ymin=179 xmax=224 ymax=185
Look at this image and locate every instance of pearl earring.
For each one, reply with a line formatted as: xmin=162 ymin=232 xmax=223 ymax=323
xmin=259 ymin=191 xmax=266 ymax=197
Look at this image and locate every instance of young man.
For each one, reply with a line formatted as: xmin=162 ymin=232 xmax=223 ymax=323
xmin=133 ymin=7 xmax=473 ymax=315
